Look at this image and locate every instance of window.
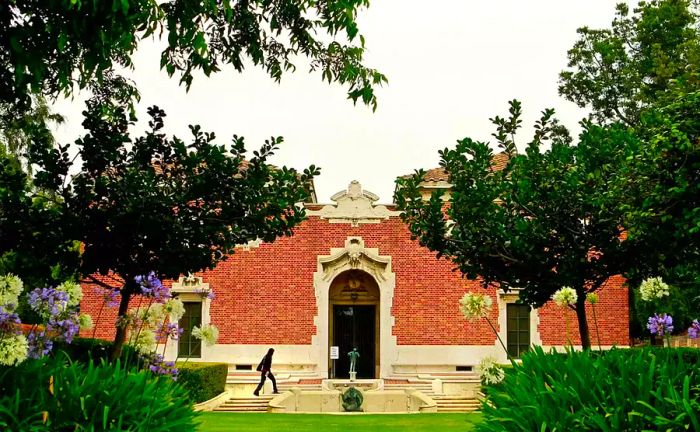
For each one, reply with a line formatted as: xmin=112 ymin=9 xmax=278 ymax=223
xmin=507 ymin=304 xmax=531 ymax=358
xmin=178 ymin=302 xmax=202 ymax=358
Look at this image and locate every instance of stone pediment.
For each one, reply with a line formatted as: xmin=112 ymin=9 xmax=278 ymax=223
xmin=317 ymin=237 xmax=391 ymax=283
xmin=307 ymin=180 xmax=400 ymax=226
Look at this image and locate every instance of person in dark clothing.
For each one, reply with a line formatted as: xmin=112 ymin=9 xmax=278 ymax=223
xmin=253 ymin=348 xmax=279 ymax=396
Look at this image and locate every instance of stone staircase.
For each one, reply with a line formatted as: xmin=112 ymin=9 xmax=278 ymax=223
xmin=213 ymin=379 xmax=322 ymax=413
xmin=213 ymin=395 xmax=274 ymax=412
xmin=383 ymin=380 xmax=481 ymax=413
xmin=213 ymin=379 xmax=481 ymax=413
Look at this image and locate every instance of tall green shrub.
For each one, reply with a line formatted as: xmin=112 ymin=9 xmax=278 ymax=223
xmin=0 ymin=355 xmax=198 ymax=431
xmin=176 ymin=362 xmax=229 ymax=403
xmin=478 ymin=347 xmax=700 ymax=431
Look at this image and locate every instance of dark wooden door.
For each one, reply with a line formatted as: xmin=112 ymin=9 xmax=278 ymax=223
xmin=332 ymin=305 xmax=375 ymax=378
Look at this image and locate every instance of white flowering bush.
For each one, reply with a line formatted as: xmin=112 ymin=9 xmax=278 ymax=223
xmin=0 ymin=334 xmax=28 ymax=366
xmin=0 ymin=274 xmax=23 ymax=309
xmin=192 ymin=324 xmax=219 ymax=347
xmin=78 ymin=313 xmax=93 ymax=330
xmin=553 ymin=287 xmax=578 ymax=307
xmin=56 ymin=281 xmax=83 ymax=308
xmin=639 ymin=277 xmax=670 ymax=302
xmin=586 ymin=292 xmax=599 ymax=305
xmin=132 ymin=304 xmax=166 ymax=328
xmin=133 ymin=329 xmax=157 ymax=354
xmin=459 ymin=292 xmax=493 ymax=321
xmin=163 ymin=298 xmax=185 ymax=322
xmin=478 ymin=356 xmax=505 ymax=385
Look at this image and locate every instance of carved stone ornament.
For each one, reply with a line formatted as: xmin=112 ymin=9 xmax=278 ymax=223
xmin=306 ymin=181 xmax=400 ymax=226
xmin=317 ymin=237 xmax=391 ymax=283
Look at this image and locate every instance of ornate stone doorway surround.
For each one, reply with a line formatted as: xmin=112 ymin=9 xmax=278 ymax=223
xmin=311 ymin=237 xmax=397 ymax=378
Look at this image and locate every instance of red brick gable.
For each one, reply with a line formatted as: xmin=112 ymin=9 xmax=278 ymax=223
xmin=81 ymin=213 xmax=630 ymax=348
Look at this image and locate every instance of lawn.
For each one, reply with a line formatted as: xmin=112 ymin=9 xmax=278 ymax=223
xmin=197 ymin=412 xmax=482 ymax=432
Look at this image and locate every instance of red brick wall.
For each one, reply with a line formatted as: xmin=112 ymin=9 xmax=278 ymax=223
xmin=79 ymin=274 xmax=122 ymax=340
xmin=537 ymin=275 xmax=630 ymax=346
xmin=80 ymin=216 xmax=630 ymax=347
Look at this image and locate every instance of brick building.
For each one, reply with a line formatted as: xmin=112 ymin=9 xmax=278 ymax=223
xmin=81 ymin=172 xmax=629 ymax=381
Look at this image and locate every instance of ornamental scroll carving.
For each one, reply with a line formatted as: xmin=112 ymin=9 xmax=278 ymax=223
xmin=306 ymin=181 xmax=400 ymax=226
xmin=317 ymin=237 xmax=391 ymax=283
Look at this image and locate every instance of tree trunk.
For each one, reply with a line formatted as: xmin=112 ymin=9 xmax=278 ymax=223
xmin=575 ymin=292 xmax=591 ymax=350
xmin=110 ymin=287 xmax=132 ymax=362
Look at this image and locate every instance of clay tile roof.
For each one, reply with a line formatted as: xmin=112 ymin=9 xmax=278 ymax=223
xmin=399 ymin=152 xmax=511 ymax=183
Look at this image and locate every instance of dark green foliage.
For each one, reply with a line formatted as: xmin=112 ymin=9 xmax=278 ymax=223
xmin=0 ymin=147 xmax=80 ymax=290
xmin=176 ymin=362 xmax=229 ymax=403
xmin=395 ymin=101 xmax=637 ymax=349
xmin=620 ymin=91 xmax=700 ymax=292
xmin=0 ymin=355 xmax=198 ymax=431
xmin=1 ymin=0 xmax=386 ymax=110
xmin=478 ymin=347 xmax=700 ymax=431
xmin=560 ymin=0 xmax=700 ymax=125
xmin=23 ymin=88 xmax=319 ymax=358
xmin=52 ymin=337 xmax=142 ymax=366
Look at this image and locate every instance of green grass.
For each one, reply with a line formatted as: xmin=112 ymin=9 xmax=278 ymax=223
xmin=197 ymin=412 xmax=482 ymax=432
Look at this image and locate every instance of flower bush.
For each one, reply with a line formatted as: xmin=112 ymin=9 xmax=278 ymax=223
xmin=552 ymin=286 xmax=578 ymax=307
xmin=478 ymin=356 xmax=505 ymax=385
xmin=459 ymin=292 xmax=493 ymax=321
xmin=639 ymin=277 xmax=670 ymax=302
xmin=0 ymin=274 xmax=23 ymax=308
xmin=647 ymin=313 xmax=674 ymax=337
xmin=0 ymin=333 xmax=28 ymax=366
xmin=689 ymin=320 xmax=700 ymax=339
xmin=191 ymin=324 xmax=219 ymax=347
xmin=0 ymin=275 xmax=84 ymax=365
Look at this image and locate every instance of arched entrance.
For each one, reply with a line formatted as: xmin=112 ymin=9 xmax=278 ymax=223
xmin=328 ymin=269 xmax=380 ymax=379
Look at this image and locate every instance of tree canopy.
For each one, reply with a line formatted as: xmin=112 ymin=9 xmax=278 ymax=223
xmin=21 ymin=86 xmax=318 ymax=356
xmin=395 ymin=101 xmax=638 ymax=349
xmin=559 ymin=0 xmax=700 ymax=126
xmin=2 ymin=0 xmax=386 ymax=109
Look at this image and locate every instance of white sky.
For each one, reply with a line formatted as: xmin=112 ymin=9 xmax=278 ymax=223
xmin=51 ymin=0 xmax=634 ymax=203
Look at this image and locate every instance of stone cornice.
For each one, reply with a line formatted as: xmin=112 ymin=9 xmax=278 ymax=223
xmin=306 ymin=180 xmax=401 ymax=226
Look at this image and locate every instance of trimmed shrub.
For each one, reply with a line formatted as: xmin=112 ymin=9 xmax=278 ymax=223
xmin=176 ymin=362 xmax=229 ymax=403
xmin=53 ymin=337 xmax=145 ymax=368
xmin=478 ymin=347 xmax=700 ymax=431
xmin=0 ymin=355 xmax=197 ymax=431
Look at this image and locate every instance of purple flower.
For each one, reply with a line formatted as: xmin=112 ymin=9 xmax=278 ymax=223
xmin=27 ymin=288 xmax=69 ymax=318
xmin=135 ymin=272 xmax=171 ymax=302
xmin=647 ymin=313 xmax=674 ymax=337
xmin=688 ymin=320 xmax=700 ymax=339
xmin=156 ymin=322 xmax=183 ymax=341
xmin=146 ymin=353 xmax=178 ymax=379
xmin=27 ymin=331 xmax=53 ymax=358
xmin=48 ymin=314 xmax=80 ymax=344
xmin=0 ymin=306 xmax=21 ymax=334
xmin=194 ymin=287 xmax=215 ymax=300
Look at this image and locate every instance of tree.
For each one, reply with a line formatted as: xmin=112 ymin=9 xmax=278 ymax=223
xmin=617 ymin=91 xmax=700 ymax=335
xmin=395 ymin=101 xmax=638 ymax=349
xmin=1 ymin=95 xmax=65 ymax=173
xmin=27 ymin=87 xmax=319 ymax=359
xmin=559 ymin=0 xmax=700 ymax=126
xmin=1 ymin=0 xmax=386 ymax=110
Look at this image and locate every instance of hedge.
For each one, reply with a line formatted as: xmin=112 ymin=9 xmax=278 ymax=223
xmin=53 ymin=337 xmax=141 ymax=365
xmin=176 ymin=362 xmax=228 ymax=403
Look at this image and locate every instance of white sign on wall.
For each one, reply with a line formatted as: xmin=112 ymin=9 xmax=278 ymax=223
xmin=330 ymin=346 xmax=339 ymax=360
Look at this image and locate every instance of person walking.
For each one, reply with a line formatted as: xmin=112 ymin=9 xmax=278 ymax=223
xmin=253 ymin=348 xmax=279 ymax=396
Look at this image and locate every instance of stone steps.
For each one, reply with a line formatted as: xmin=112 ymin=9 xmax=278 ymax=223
xmin=213 ymin=396 xmax=274 ymax=413
xmin=384 ymin=382 xmax=480 ymax=413
xmin=433 ymin=396 xmax=481 ymax=413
